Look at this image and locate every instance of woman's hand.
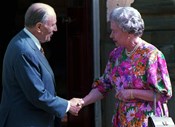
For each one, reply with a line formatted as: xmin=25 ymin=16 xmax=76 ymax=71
xmin=115 ymin=89 xmax=134 ymax=101
xmin=115 ymin=89 xmax=159 ymax=102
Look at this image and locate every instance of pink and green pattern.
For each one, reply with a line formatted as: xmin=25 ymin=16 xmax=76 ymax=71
xmin=93 ymin=42 xmax=172 ymax=127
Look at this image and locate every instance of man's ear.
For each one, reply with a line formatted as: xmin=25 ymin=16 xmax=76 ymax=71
xmin=36 ymin=22 xmax=43 ymax=33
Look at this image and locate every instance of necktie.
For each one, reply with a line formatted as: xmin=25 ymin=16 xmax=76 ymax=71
xmin=40 ymin=47 xmax=45 ymax=55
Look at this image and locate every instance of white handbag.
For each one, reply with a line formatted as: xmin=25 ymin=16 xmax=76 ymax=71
xmin=148 ymin=92 xmax=175 ymax=127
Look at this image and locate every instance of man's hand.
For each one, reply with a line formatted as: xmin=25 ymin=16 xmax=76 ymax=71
xmin=68 ymin=98 xmax=84 ymax=116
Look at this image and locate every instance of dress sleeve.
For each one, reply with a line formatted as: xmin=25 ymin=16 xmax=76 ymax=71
xmin=92 ymin=60 xmax=114 ymax=96
xmin=92 ymin=48 xmax=121 ymax=96
xmin=147 ymin=50 xmax=172 ymax=102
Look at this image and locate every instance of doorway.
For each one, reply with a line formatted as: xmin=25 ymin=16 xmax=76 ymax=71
xmin=43 ymin=1 xmax=95 ymax=127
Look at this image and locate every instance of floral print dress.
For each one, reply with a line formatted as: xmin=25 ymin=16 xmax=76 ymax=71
xmin=93 ymin=41 xmax=172 ymax=127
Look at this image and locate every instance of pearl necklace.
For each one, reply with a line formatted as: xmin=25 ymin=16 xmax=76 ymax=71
xmin=125 ymin=43 xmax=140 ymax=57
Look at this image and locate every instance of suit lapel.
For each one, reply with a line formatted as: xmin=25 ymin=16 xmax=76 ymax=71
xmin=22 ymin=31 xmax=55 ymax=80
xmin=36 ymin=50 xmax=56 ymax=86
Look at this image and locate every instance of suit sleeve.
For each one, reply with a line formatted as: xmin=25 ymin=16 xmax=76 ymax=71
xmin=14 ymin=52 xmax=68 ymax=118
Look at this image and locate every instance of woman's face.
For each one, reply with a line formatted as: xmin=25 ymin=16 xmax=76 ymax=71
xmin=110 ymin=21 xmax=129 ymax=47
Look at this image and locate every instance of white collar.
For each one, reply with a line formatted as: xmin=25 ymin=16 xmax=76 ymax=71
xmin=23 ymin=27 xmax=41 ymax=50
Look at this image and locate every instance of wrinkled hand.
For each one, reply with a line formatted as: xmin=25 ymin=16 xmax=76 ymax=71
xmin=68 ymin=98 xmax=84 ymax=116
xmin=115 ymin=89 xmax=133 ymax=102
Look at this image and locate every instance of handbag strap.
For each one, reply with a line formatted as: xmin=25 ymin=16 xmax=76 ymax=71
xmin=153 ymin=92 xmax=156 ymax=115
xmin=153 ymin=92 xmax=168 ymax=116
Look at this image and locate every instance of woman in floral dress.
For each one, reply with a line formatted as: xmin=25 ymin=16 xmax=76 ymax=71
xmin=81 ymin=7 xmax=172 ymax=127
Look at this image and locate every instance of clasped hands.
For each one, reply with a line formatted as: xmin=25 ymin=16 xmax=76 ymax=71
xmin=68 ymin=98 xmax=84 ymax=116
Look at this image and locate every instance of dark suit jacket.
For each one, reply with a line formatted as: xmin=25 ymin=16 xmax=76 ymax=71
xmin=0 ymin=29 xmax=68 ymax=127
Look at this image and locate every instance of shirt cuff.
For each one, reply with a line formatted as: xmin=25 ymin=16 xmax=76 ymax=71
xmin=66 ymin=101 xmax=70 ymax=112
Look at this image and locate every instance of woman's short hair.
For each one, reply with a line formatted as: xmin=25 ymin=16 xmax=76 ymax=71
xmin=110 ymin=7 xmax=144 ymax=36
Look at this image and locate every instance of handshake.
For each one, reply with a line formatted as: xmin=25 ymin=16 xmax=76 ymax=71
xmin=68 ymin=98 xmax=85 ymax=116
